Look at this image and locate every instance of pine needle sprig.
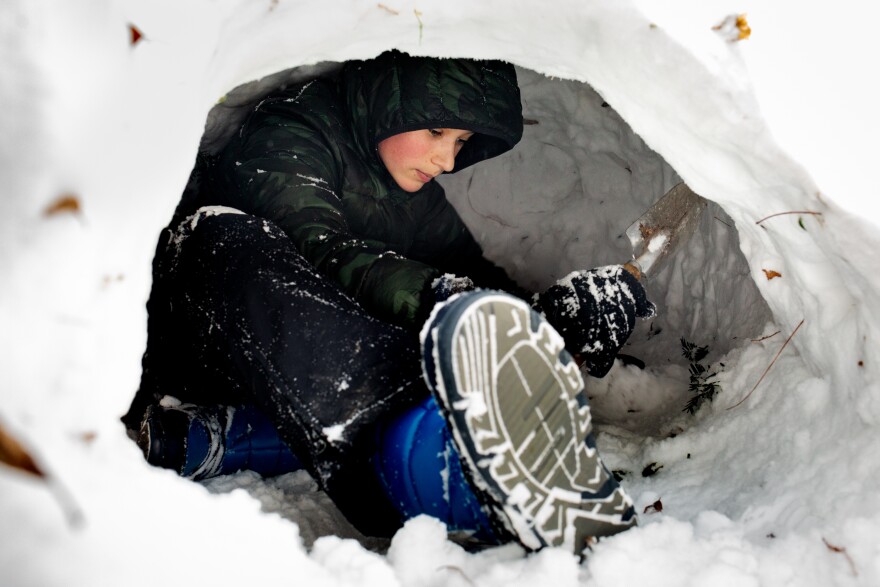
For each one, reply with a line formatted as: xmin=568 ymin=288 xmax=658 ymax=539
xmin=681 ymin=338 xmax=722 ymax=414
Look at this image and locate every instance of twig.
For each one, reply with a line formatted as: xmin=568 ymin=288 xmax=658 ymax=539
xmin=377 ymin=3 xmax=399 ymax=14
xmin=751 ymin=330 xmax=780 ymax=343
xmin=713 ymin=216 xmax=733 ymax=228
xmin=414 ymin=9 xmax=424 ymax=44
xmin=728 ymin=319 xmax=804 ymax=409
xmin=823 ymin=537 xmax=858 ymax=576
xmin=755 ymin=211 xmax=822 ymax=225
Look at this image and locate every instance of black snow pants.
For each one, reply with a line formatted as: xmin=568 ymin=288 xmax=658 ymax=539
xmin=122 ymin=207 xmax=428 ymax=537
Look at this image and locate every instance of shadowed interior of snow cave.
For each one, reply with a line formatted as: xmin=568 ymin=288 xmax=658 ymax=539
xmin=196 ymin=61 xmax=773 ymax=438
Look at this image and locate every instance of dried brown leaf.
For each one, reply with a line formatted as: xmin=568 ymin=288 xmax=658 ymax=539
xmin=0 ymin=421 xmax=45 ymax=478
xmin=762 ymin=269 xmax=782 ymax=280
xmin=712 ymin=13 xmax=751 ymax=42
xmin=129 ymin=24 xmax=144 ymax=46
xmin=44 ymin=194 xmax=81 ymax=217
xmin=644 ymin=499 xmax=663 ymax=514
xmin=79 ymin=431 xmax=97 ymax=444
xmin=735 ymin=14 xmax=751 ymax=40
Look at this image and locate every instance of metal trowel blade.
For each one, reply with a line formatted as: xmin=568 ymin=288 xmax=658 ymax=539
xmin=625 ymin=183 xmax=707 ymax=278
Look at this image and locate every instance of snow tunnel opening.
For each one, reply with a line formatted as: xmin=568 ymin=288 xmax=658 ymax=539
xmin=191 ymin=59 xmax=773 ymax=440
xmin=439 ymin=66 xmax=775 ymax=436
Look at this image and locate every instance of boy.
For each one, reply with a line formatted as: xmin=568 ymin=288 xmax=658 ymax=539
xmin=123 ymin=50 xmax=653 ymax=553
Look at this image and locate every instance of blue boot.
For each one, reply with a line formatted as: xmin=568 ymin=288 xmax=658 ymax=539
xmin=137 ymin=402 xmax=302 ymax=480
xmin=374 ymin=395 xmax=496 ymax=541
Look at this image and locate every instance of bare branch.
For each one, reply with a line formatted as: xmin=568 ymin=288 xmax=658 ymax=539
xmin=750 ymin=330 xmax=780 ymax=343
xmin=729 ymin=319 xmax=804 ymax=409
xmin=755 ymin=211 xmax=822 ymax=225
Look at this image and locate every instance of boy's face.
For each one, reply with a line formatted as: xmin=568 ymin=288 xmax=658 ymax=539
xmin=378 ymin=128 xmax=474 ymax=192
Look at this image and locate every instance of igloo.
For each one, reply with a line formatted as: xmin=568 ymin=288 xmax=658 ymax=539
xmin=2 ymin=1 xmax=879 ymax=585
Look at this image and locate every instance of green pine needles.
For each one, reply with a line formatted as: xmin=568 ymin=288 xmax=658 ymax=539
xmin=681 ymin=338 xmax=722 ymax=414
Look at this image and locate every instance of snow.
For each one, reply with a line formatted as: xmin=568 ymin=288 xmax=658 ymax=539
xmin=647 ymin=234 xmax=667 ymax=254
xmin=2 ymin=0 xmax=880 ymax=585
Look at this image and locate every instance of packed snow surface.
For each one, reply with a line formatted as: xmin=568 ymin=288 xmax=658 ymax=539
xmin=2 ymin=0 xmax=880 ymax=586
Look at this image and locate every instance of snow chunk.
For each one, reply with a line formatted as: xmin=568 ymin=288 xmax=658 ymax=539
xmin=158 ymin=395 xmax=181 ymax=408
xmin=323 ymin=424 xmax=346 ymax=443
xmin=189 ymin=205 xmax=245 ymax=231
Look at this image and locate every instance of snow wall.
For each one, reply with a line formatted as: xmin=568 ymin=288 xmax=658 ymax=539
xmin=2 ymin=0 xmax=880 ymax=585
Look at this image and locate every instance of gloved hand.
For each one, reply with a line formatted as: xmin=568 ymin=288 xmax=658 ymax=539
xmin=532 ymin=265 xmax=656 ymax=377
xmin=431 ymin=273 xmax=476 ymax=303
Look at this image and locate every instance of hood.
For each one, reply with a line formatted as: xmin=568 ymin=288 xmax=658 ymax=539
xmin=341 ymin=50 xmax=523 ymax=172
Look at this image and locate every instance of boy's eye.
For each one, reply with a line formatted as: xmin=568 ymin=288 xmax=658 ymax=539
xmin=429 ymin=129 xmax=442 ymax=137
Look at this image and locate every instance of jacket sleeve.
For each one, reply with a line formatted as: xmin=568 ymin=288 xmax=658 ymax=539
xmin=221 ymin=105 xmax=441 ymax=330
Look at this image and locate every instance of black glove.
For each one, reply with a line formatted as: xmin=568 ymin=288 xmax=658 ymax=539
xmin=431 ymin=273 xmax=476 ymax=303
xmin=532 ymin=265 xmax=655 ymax=377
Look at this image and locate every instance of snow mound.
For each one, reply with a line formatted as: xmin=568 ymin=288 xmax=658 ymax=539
xmin=2 ymin=1 xmax=879 ymax=585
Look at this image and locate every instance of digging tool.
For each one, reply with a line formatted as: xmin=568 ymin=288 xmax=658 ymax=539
xmin=622 ymin=183 xmax=708 ymax=280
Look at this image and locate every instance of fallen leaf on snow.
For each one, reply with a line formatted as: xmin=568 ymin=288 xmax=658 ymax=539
xmin=762 ymin=269 xmax=782 ymax=280
xmin=713 ymin=13 xmax=751 ymax=42
xmin=78 ymin=431 xmax=98 ymax=444
xmin=0 ymin=420 xmax=45 ymax=478
xmin=129 ymin=24 xmax=144 ymax=46
xmin=644 ymin=499 xmax=663 ymax=514
xmin=43 ymin=194 xmax=81 ymax=217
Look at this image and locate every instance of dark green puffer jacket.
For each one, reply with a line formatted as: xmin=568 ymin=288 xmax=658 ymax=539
xmin=177 ymin=51 xmax=524 ymax=329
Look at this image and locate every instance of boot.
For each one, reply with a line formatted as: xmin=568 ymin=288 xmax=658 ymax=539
xmin=420 ymin=290 xmax=637 ymax=555
xmin=374 ymin=395 xmax=496 ymax=542
xmin=137 ymin=402 xmax=302 ymax=480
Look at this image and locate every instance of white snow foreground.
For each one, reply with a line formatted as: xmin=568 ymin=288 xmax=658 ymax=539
xmin=2 ymin=0 xmax=879 ymax=586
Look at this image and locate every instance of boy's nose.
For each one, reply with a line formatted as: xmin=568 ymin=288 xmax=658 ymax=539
xmin=432 ymin=144 xmax=456 ymax=173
